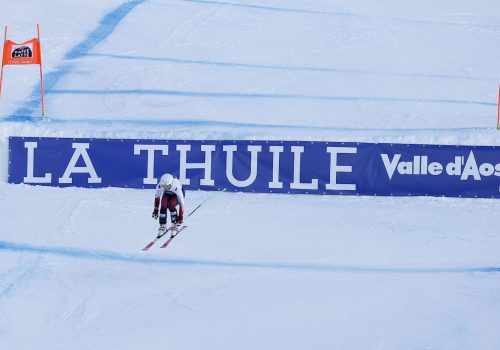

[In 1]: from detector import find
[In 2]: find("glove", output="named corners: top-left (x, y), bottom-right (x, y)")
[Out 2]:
top-left (152, 208), bottom-right (159, 220)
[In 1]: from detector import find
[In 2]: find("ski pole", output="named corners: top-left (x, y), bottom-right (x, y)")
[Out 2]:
top-left (186, 188), bottom-right (227, 218)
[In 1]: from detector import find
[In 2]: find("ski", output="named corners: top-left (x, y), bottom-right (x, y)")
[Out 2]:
top-left (141, 234), bottom-right (165, 251)
top-left (142, 226), bottom-right (184, 251)
top-left (160, 225), bottom-right (187, 248)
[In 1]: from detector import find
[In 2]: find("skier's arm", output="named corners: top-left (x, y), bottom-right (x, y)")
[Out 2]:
top-left (152, 185), bottom-right (162, 219)
top-left (175, 186), bottom-right (185, 212)
top-left (154, 185), bottom-right (162, 209)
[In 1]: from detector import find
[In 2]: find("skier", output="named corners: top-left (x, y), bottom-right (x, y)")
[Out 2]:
top-left (152, 173), bottom-right (186, 237)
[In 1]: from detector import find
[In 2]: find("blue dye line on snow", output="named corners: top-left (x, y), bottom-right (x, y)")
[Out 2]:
top-left (85, 53), bottom-right (495, 82)
top-left (9, 0), bottom-right (146, 120)
top-left (0, 115), bottom-right (493, 133)
top-left (375, 15), bottom-right (500, 29)
top-left (0, 256), bottom-right (43, 300)
top-left (182, 0), bottom-right (343, 15)
top-left (183, 0), bottom-right (500, 29)
top-left (1, 240), bottom-right (499, 274)
top-left (64, 1), bottom-right (146, 59)
top-left (46, 88), bottom-right (496, 107)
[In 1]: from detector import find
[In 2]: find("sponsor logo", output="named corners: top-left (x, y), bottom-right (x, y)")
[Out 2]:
top-left (381, 151), bottom-right (500, 180)
top-left (11, 44), bottom-right (33, 58)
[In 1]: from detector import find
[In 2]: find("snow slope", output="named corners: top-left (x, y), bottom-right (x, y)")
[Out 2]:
top-left (1, 1), bottom-right (500, 349)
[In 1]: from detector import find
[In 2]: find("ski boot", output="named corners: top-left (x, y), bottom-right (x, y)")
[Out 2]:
top-left (169, 223), bottom-right (179, 238)
top-left (157, 224), bottom-right (167, 238)
top-left (170, 211), bottom-right (178, 224)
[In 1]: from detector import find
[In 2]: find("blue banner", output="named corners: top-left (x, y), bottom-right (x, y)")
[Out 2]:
top-left (8, 137), bottom-right (500, 198)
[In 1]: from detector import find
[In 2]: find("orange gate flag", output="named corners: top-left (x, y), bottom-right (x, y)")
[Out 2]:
top-left (0, 24), bottom-right (45, 117)
top-left (2, 38), bottom-right (42, 65)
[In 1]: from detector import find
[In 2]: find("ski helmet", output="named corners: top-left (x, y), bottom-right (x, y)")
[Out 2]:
top-left (160, 173), bottom-right (174, 190)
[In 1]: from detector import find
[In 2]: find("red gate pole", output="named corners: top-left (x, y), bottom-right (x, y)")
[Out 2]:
top-left (37, 24), bottom-right (45, 118)
top-left (497, 82), bottom-right (500, 130)
top-left (0, 26), bottom-right (7, 103)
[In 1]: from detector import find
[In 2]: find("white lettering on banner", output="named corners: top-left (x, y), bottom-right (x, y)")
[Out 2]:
top-left (268, 146), bottom-right (284, 189)
top-left (381, 151), bottom-right (500, 181)
top-left (428, 162), bottom-right (443, 176)
top-left (397, 160), bottom-right (411, 175)
top-left (446, 156), bottom-right (463, 176)
top-left (421, 156), bottom-right (428, 175)
top-left (59, 143), bottom-right (102, 184)
top-left (461, 151), bottom-right (481, 181)
top-left (223, 145), bottom-right (262, 187)
top-left (23, 142), bottom-right (52, 183)
top-left (480, 163), bottom-right (495, 176)
top-left (12, 137), bottom-right (500, 197)
top-left (134, 145), bottom-right (169, 184)
top-left (381, 154), bottom-right (401, 180)
top-left (326, 147), bottom-right (357, 191)
top-left (413, 156), bottom-right (421, 174)
top-left (177, 144), bottom-right (215, 186)
top-left (290, 146), bottom-right (318, 190)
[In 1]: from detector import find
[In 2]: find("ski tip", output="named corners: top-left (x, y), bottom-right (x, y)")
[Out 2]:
top-left (142, 242), bottom-right (155, 251)
top-left (160, 239), bottom-right (173, 248)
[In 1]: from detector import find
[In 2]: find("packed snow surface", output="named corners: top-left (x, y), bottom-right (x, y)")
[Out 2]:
top-left (1, 1), bottom-right (500, 349)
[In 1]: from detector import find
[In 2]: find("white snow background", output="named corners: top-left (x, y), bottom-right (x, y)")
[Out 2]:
top-left (1, 1), bottom-right (500, 349)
